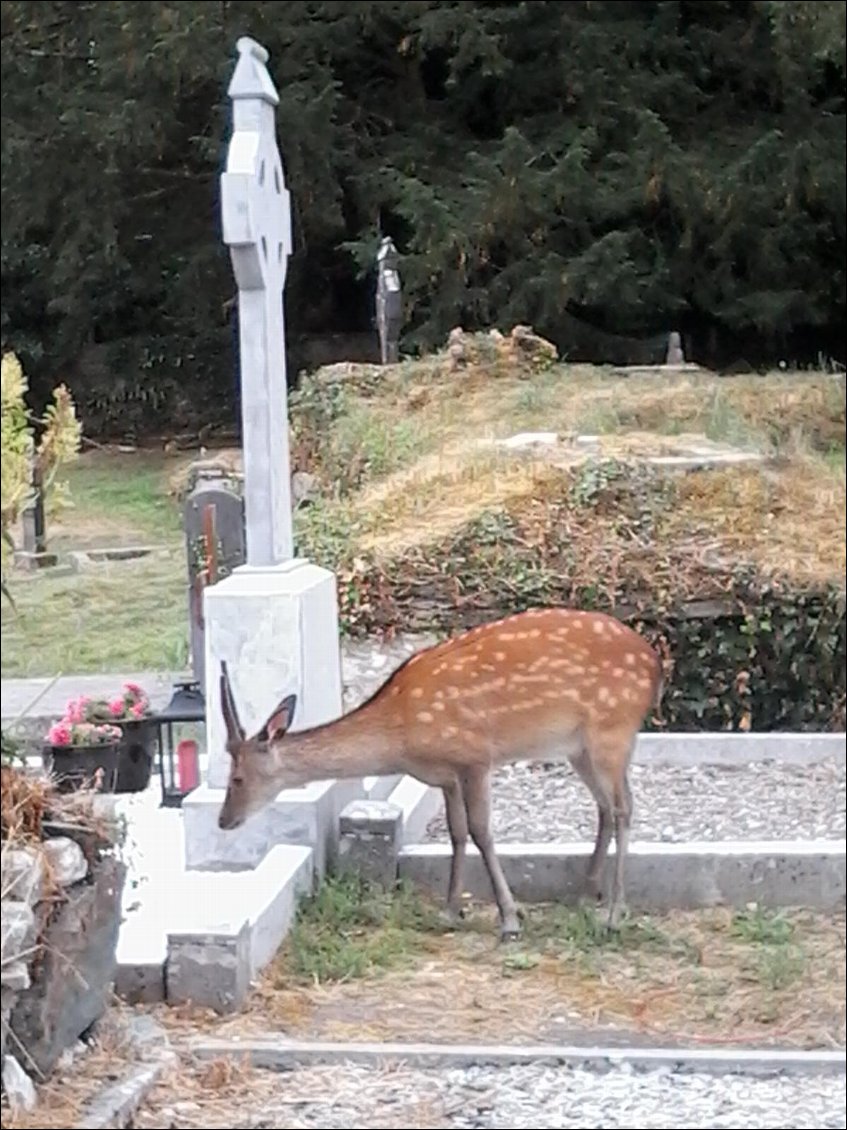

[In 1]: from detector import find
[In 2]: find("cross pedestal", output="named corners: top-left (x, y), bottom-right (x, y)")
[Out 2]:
top-left (181, 561), bottom-right (361, 872)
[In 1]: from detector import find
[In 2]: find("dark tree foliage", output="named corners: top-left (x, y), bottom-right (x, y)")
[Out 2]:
top-left (1, 1), bottom-right (844, 433)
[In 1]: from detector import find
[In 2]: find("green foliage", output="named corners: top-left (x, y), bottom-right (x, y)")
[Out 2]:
top-left (1, 350), bottom-right (82, 602)
top-left (1, 1), bottom-right (844, 433)
top-left (1, 730), bottom-right (25, 767)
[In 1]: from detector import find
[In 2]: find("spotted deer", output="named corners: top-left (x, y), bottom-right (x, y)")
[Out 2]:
top-left (217, 607), bottom-right (664, 940)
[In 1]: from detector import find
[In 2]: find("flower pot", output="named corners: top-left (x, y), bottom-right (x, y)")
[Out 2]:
top-left (114, 718), bottom-right (156, 794)
top-left (42, 741), bottom-right (120, 795)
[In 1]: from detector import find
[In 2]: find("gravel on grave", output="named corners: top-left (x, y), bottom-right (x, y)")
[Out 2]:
top-left (134, 1061), bottom-right (846, 1130)
top-left (424, 759), bottom-right (846, 843)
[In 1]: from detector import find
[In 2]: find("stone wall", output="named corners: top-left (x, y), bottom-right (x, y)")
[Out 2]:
top-left (1, 824), bottom-right (126, 1109)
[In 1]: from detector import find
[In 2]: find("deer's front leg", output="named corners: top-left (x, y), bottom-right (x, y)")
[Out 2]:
top-left (463, 768), bottom-right (521, 942)
top-left (442, 780), bottom-right (468, 924)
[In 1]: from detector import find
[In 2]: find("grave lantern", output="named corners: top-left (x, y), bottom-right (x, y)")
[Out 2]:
top-left (154, 680), bottom-right (206, 808)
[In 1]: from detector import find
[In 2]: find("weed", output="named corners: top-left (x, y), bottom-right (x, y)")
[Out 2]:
top-left (731, 906), bottom-right (795, 946)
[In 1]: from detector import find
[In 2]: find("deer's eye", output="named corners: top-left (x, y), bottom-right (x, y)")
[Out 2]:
top-left (232, 777), bottom-right (244, 788)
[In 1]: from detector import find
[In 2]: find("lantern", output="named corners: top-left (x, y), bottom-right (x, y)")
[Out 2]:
top-left (154, 680), bottom-right (206, 807)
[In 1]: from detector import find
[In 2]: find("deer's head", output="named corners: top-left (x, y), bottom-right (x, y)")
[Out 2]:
top-left (217, 660), bottom-right (298, 830)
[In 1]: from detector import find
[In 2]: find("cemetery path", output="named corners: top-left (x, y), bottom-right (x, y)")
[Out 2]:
top-left (128, 1055), bottom-right (847, 1129)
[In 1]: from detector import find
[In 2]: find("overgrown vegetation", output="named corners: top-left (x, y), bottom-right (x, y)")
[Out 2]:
top-left (285, 346), bottom-right (847, 731)
top-left (1, 2), bottom-right (845, 436)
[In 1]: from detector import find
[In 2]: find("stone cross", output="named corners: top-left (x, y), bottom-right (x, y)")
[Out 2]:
top-left (375, 236), bottom-right (402, 364)
top-left (220, 37), bottom-right (294, 567)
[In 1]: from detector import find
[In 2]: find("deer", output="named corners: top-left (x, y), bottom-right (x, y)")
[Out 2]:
top-left (216, 606), bottom-right (664, 942)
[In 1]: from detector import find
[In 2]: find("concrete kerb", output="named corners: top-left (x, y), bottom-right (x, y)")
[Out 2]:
top-left (117, 843), bottom-right (313, 1012)
top-left (631, 731), bottom-right (845, 766)
top-left (74, 1054), bottom-right (177, 1130)
top-left (399, 840), bottom-right (846, 911)
top-left (187, 1037), bottom-right (846, 1078)
top-left (74, 1016), bottom-right (176, 1130)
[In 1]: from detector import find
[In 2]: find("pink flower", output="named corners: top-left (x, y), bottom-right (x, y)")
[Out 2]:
top-left (124, 682), bottom-right (143, 696)
top-left (108, 697), bottom-right (126, 717)
top-left (48, 722), bottom-right (72, 746)
top-left (130, 701), bottom-right (147, 719)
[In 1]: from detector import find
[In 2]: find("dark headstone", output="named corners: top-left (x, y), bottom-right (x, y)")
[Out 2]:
top-left (183, 479), bottom-right (245, 689)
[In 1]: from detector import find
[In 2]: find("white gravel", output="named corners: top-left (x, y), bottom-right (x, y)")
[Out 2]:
top-left (424, 758), bottom-right (846, 843)
top-left (140, 1062), bottom-right (846, 1129)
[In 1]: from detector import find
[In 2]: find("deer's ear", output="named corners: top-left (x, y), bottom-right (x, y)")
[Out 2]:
top-left (257, 693), bottom-right (297, 743)
top-left (220, 661), bottom-right (245, 744)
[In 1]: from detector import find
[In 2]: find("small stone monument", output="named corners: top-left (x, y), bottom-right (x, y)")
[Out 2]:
top-left (665, 331), bottom-right (685, 366)
top-left (182, 36), bottom-right (349, 870)
top-left (375, 236), bottom-right (402, 364)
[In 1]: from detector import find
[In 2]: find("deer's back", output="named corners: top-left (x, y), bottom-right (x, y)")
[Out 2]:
top-left (381, 607), bottom-right (661, 773)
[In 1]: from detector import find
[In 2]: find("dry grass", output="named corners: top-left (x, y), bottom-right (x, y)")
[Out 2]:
top-left (296, 352), bottom-right (845, 587)
top-left (669, 457), bottom-right (847, 586)
top-left (0, 1006), bottom-right (140, 1130)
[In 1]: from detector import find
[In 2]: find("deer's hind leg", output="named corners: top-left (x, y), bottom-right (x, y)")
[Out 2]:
top-left (580, 729), bottom-right (636, 930)
top-left (570, 750), bottom-right (615, 906)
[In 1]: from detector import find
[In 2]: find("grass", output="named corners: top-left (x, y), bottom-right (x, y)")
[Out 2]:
top-left (47, 450), bottom-right (183, 550)
top-left (1, 554), bottom-right (189, 677)
top-left (2, 449), bottom-right (189, 678)
top-left (277, 872), bottom-right (445, 983)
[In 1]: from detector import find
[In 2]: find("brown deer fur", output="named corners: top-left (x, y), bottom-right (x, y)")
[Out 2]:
top-left (217, 607), bottom-right (663, 940)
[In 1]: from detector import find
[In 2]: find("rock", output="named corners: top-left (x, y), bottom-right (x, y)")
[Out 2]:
top-left (1, 846), bottom-right (45, 904)
top-left (1, 960), bottom-right (31, 992)
top-left (44, 836), bottom-right (89, 886)
top-left (9, 854), bottom-right (127, 1076)
top-left (2, 1054), bottom-right (37, 1112)
top-left (1, 901), bottom-right (36, 962)
top-left (292, 470), bottom-right (319, 507)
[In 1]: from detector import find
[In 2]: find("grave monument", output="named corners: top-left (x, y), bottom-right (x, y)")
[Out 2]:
top-left (182, 37), bottom-right (358, 871)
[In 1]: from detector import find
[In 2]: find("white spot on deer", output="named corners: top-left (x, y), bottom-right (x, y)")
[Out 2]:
top-left (498, 632), bottom-right (515, 641)
top-left (411, 687), bottom-right (424, 698)
top-left (592, 620), bottom-right (606, 634)
top-left (612, 667), bottom-right (624, 678)
top-left (494, 651), bottom-right (506, 661)
top-left (417, 711), bottom-right (434, 723)
top-left (432, 701), bottom-right (445, 712)
top-left (625, 653), bottom-right (636, 666)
